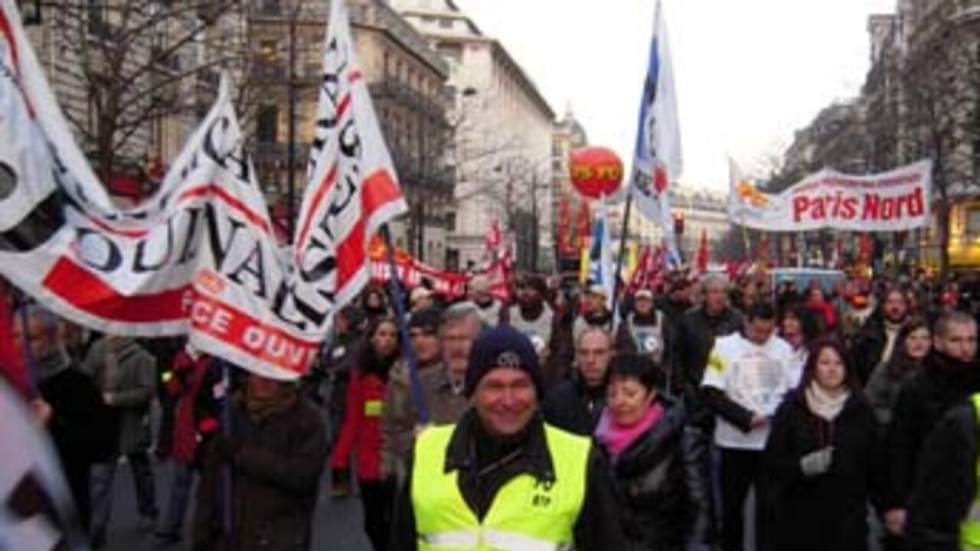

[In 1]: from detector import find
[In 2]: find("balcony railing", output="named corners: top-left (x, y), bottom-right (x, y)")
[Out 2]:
top-left (369, 78), bottom-right (448, 125)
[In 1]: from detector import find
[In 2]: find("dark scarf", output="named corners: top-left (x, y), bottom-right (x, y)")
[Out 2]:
top-left (632, 311), bottom-right (659, 326)
top-left (517, 300), bottom-right (545, 321)
top-left (927, 350), bottom-right (978, 382)
top-left (471, 411), bottom-right (534, 474)
top-left (585, 309), bottom-right (612, 326)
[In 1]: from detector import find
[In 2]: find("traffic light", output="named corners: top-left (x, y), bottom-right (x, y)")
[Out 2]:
top-left (673, 211), bottom-right (684, 236)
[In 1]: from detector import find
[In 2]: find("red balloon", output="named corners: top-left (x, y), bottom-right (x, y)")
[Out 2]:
top-left (569, 146), bottom-right (624, 199)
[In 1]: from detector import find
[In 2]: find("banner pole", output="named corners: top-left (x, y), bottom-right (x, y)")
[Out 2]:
top-left (220, 361), bottom-right (234, 545)
top-left (379, 225), bottom-right (430, 424)
top-left (609, 189), bottom-right (635, 331)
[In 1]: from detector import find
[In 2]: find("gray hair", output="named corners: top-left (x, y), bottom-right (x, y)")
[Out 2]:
top-left (701, 273), bottom-right (730, 292)
top-left (934, 310), bottom-right (977, 337)
top-left (441, 301), bottom-right (482, 329)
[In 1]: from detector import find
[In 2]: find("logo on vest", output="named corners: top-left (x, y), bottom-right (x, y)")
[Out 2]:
top-left (530, 479), bottom-right (554, 509)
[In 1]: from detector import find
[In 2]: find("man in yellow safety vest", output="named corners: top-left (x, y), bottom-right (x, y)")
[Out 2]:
top-left (907, 391), bottom-right (980, 551)
top-left (389, 324), bottom-right (627, 551)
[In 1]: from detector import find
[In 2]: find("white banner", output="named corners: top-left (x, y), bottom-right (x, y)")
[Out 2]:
top-left (728, 159), bottom-right (933, 232)
top-left (0, 0), bottom-right (405, 380)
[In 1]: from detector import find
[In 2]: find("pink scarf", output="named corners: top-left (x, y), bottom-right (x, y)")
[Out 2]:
top-left (594, 402), bottom-right (665, 461)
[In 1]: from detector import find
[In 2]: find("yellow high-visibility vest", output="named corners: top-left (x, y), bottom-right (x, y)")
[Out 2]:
top-left (411, 422), bottom-right (590, 551)
top-left (960, 394), bottom-right (980, 550)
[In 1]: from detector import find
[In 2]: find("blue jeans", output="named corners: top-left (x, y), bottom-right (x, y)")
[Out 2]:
top-left (90, 452), bottom-right (158, 536)
top-left (158, 461), bottom-right (195, 535)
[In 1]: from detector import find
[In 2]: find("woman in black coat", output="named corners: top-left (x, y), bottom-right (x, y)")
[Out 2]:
top-left (594, 353), bottom-right (712, 551)
top-left (762, 337), bottom-right (876, 551)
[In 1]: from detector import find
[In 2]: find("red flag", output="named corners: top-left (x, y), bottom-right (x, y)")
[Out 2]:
top-left (480, 220), bottom-right (513, 302)
top-left (0, 280), bottom-right (31, 399)
top-left (558, 196), bottom-right (573, 255)
top-left (574, 201), bottom-right (591, 252)
top-left (695, 228), bottom-right (709, 274)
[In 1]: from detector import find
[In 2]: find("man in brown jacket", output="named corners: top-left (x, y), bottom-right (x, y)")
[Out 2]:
top-left (381, 304), bottom-right (479, 481)
top-left (192, 371), bottom-right (327, 551)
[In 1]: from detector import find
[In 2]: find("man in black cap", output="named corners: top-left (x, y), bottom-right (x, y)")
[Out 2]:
top-left (389, 325), bottom-right (627, 551)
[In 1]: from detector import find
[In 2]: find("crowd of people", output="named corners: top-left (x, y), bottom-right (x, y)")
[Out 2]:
top-left (2, 267), bottom-right (980, 551)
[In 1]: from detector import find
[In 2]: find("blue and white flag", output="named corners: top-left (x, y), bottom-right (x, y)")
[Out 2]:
top-left (631, 0), bottom-right (683, 249)
top-left (588, 197), bottom-right (615, 310)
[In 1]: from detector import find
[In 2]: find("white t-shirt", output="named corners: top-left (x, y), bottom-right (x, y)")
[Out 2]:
top-left (786, 346), bottom-right (807, 388)
top-left (701, 333), bottom-right (796, 450)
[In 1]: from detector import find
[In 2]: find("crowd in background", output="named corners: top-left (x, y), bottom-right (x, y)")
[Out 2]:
top-left (2, 266), bottom-right (979, 551)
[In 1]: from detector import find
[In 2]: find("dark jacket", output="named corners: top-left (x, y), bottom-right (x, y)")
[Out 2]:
top-left (82, 338), bottom-right (157, 455)
top-left (389, 410), bottom-right (629, 551)
top-left (542, 374), bottom-right (606, 436)
top-left (600, 397), bottom-right (713, 550)
top-left (864, 357), bottom-right (921, 431)
top-left (675, 306), bottom-right (743, 393)
top-left (850, 311), bottom-right (895, 384)
top-left (762, 390), bottom-right (877, 551)
top-left (884, 351), bottom-right (980, 510)
top-left (615, 310), bottom-right (675, 390)
top-left (192, 396), bottom-right (328, 551)
top-left (676, 306), bottom-right (743, 428)
top-left (40, 364), bottom-right (118, 466)
top-left (906, 399), bottom-right (978, 551)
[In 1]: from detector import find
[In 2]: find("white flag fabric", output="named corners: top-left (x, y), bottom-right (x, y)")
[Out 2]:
top-left (0, 381), bottom-right (89, 551)
top-left (0, 0), bottom-right (408, 380)
top-left (630, 0), bottom-right (683, 243)
top-left (294, 0), bottom-right (408, 314)
top-left (588, 197), bottom-right (615, 310)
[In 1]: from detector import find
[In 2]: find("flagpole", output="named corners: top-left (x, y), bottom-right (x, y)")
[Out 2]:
top-left (379, 225), bottom-right (430, 424)
top-left (609, 189), bottom-right (634, 331)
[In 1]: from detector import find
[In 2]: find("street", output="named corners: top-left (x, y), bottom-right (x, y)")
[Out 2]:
top-left (101, 457), bottom-right (370, 551)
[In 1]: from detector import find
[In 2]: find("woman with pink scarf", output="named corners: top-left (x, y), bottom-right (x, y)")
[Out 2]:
top-left (594, 353), bottom-right (713, 551)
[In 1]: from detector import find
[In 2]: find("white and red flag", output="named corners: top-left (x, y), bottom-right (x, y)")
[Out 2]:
top-left (293, 0), bottom-right (408, 315)
top-left (478, 220), bottom-right (513, 302)
top-left (0, 0), bottom-right (409, 380)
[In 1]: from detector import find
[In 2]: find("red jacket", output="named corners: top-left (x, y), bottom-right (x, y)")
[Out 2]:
top-left (331, 368), bottom-right (387, 481)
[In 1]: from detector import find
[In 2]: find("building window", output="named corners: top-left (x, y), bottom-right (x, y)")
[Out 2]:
top-left (87, 0), bottom-right (106, 37)
top-left (447, 212), bottom-right (456, 231)
top-left (439, 17), bottom-right (453, 29)
top-left (446, 249), bottom-right (460, 271)
top-left (256, 105), bottom-right (279, 143)
top-left (437, 43), bottom-right (463, 64)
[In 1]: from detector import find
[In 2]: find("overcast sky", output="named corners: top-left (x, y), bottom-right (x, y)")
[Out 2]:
top-left (453, 0), bottom-right (897, 192)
